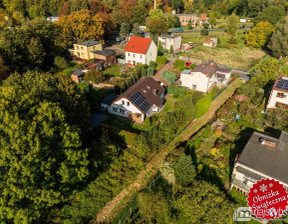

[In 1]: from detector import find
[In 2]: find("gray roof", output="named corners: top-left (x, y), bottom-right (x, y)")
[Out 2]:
top-left (165, 14), bottom-right (197, 16)
top-left (89, 113), bottom-right (107, 128)
top-left (76, 40), bottom-right (101, 47)
top-left (192, 61), bottom-right (231, 77)
top-left (101, 94), bottom-right (118, 106)
top-left (181, 70), bottom-right (191, 74)
top-left (72, 70), bottom-right (84, 76)
top-left (235, 166), bottom-right (265, 181)
top-left (91, 49), bottom-right (116, 56)
top-left (159, 34), bottom-right (180, 39)
top-left (238, 131), bottom-right (288, 184)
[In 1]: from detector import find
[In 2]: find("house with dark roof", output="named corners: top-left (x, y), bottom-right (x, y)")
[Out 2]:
top-left (125, 37), bottom-right (157, 66)
top-left (231, 131), bottom-right (288, 195)
top-left (92, 49), bottom-right (116, 66)
top-left (71, 40), bottom-right (103, 60)
top-left (101, 77), bottom-right (165, 122)
top-left (267, 77), bottom-right (288, 109)
top-left (158, 34), bottom-right (182, 53)
top-left (180, 61), bottom-right (231, 92)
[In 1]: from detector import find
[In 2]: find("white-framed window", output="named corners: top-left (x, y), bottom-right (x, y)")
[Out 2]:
top-left (81, 53), bottom-right (85, 57)
top-left (81, 47), bottom-right (83, 50)
top-left (133, 54), bottom-right (135, 58)
top-left (128, 53), bottom-right (130, 56)
top-left (120, 109), bottom-right (125, 114)
top-left (140, 55), bottom-right (142, 58)
top-left (122, 100), bottom-right (124, 105)
top-left (112, 107), bottom-right (118, 112)
top-left (127, 102), bottom-right (130, 106)
top-left (76, 46), bottom-right (79, 50)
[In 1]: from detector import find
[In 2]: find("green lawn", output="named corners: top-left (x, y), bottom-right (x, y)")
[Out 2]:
top-left (103, 64), bottom-right (122, 77)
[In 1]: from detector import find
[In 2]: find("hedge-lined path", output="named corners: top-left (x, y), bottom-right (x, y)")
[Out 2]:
top-left (91, 80), bottom-right (243, 224)
top-left (153, 60), bottom-right (174, 86)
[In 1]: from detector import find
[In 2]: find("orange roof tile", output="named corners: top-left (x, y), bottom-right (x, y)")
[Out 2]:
top-left (125, 36), bottom-right (152, 54)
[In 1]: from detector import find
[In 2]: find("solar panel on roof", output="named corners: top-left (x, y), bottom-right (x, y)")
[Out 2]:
top-left (129, 91), bottom-right (150, 112)
top-left (275, 79), bottom-right (288, 91)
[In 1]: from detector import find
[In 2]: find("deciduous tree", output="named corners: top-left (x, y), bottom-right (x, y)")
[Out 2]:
top-left (149, 19), bottom-right (167, 36)
top-left (254, 6), bottom-right (285, 25)
top-left (59, 1), bottom-right (70, 16)
top-left (226, 13), bottom-right (239, 36)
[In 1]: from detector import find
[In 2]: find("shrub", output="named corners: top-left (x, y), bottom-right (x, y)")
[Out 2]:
top-left (156, 56), bottom-right (167, 64)
top-left (147, 67), bottom-right (155, 76)
top-left (161, 70), bottom-right (177, 84)
top-left (195, 96), bottom-right (211, 118)
top-left (167, 85), bottom-right (188, 95)
top-left (84, 69), bottom-right (106, 84)
top-left (54, 56), bottom-right (68, 70)
top-left (190, 63), bottom-right (196, 69)
top-left (174, 59), bottom-right (185, 68)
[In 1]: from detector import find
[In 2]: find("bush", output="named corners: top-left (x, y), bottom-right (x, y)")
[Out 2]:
top-left (54, 56), bottom-right (68, 70)
top-left (174, 59), bottom-right (185, 68)
top-left (161, 70), bottom-right (177, 84)
top-left (84, 70), bottom-right (106, 84)
top-left (195, 96), bottom-right (211, 118)
top-left (190, 63), bottom-right (196, 69)
top-left (167, 85), bottom-right (188, 95)
top-left (147, 67), bottom-right (155, 76)
top-left (201, 29), bottom-right (209, 36)
top-left (156, 56), bottom-right (167, 64)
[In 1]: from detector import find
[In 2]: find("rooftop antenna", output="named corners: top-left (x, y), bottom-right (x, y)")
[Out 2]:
top-left (4, 15), bottom-right (11, 30)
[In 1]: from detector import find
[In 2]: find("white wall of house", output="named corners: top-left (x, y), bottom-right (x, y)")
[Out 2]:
top-left (267, 90), bottom-right (288, 108)
top-left (145, 41), bottom-right (157, 65)
top-left (109, 98), bottom-right (143, 117)
top-left (125, 52), bottom-right (146, 65)
top-left (180, 72), bottom-right (215, 93)
top-left (159, 36), bottom-right (182, 52)
top-left (217, 72), bottom-right (231, 85)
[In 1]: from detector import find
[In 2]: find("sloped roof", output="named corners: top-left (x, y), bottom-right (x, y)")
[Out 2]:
top-left (91, 49), bottom-right (116, 56)
top-left (199, 14), bottom-right (207, 21)
top-left (238, 131), bottom-right (288, 185)
top-left (113, 77), bottom-right (165, 113)
top-left (76, 40), bottom-right (101, 47)
top-left (192, 61), bottom-right (231, 77)
top-left (125, 37), bottom-right (152, 54)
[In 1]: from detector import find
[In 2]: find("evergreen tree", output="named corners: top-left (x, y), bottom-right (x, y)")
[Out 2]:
top-left (174, 154), bottom-right (196, 186)
top-left (131, 23), bottom-right (142, 37)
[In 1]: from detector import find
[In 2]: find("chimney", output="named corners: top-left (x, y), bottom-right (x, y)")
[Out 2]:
top-left (153, 89), bottom-right (158, 95)
top-left (259, 137), bottom-right (276, 148)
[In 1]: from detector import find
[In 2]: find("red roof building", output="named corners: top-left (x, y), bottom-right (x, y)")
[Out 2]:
top-left (125, 36), bottom-right (157, 66)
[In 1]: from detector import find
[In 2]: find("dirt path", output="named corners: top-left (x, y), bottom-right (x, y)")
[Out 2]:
top-left (92, 80), bottom-right (243, 224)
top-left (153, 60), bottom-right (174, 87)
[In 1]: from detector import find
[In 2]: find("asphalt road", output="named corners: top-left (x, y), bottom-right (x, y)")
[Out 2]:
top-left (172, 26), bottom-right (253, 33)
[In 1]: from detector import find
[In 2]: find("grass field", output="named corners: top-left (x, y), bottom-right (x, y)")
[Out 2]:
top-left (175, 31), bottom-right (267, 70)
top-left (103, 64), bottom-right (122, 77)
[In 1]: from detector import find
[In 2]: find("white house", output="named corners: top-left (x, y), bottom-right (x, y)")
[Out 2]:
top-left (180, 61), bottom-right (231, 93)
top-left (230, 131), bottom-right (288, 195)
top-left (125, 37), bottom-right (157, 66)
top-left (240, 19), bottom-right (247, 23)
top-left (158, 34), bottom-right (182, 53)
top-left (101, 77), bottom-right (165, 123)
top-left (267, 77), bottom-right (288, 109)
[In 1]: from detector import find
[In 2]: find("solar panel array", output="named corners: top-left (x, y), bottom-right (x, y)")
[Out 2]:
top-left (129, 91), bottom-right (150, 112)
top-left (275, 79), bottom-right (288, 91)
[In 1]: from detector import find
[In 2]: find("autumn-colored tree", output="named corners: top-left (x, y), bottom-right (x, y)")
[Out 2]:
top-left (149, 19), bottom-right (167, 36)
top-left (56, 9), bottom-right (110, 45)
top-left (246, 22), bottom-right (275, 48)
top-left (118, 0), bottom-right (138, 20)
top-left (89, 0), bottom-right (110, 13)
top-left (59, 1), bottom-right (70, 16)
top-left (69, 0), bottom-right (89, 12)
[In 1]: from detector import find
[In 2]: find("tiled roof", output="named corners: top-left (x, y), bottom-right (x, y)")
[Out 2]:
top-left (113, 77), bottom-right (165, 113)
top-left (199, 14), bottom-right (207, 21)
top-left (125, 37), bottom-right (152, 54)
top-left (192, 61), bottom-right (231, 77)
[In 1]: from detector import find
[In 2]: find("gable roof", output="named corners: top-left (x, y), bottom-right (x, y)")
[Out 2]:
top-left (199, 14), bottom-right (207, 21)
top-left (91, 49), bottom-right (116, 56)
top-left (113, 77), bottom-right (165, 113)
top-left (191, 61), bottom-right (231, 77)
top-left (125, 37), bottom-right (152, 54)
top-left (238, 131), bottom-right (288, 185)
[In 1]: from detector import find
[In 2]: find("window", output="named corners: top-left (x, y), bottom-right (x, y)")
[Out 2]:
top-left (81, 53), bottom-right (85, 57)
top-left (192, 85), bottom-right (197, 90)
top-left (127, 102), bottom-right (130, 106)
top-left (93, 46), bottom-right (96, 50)
top-left (128, 53), bottom-right (130, 56)
top-left (81, 47), bottom-right (83, 50)
top-left (112, 107), bottom-right (118, 112)
top-left (119, 109), bottom-right (125, 114)
top-left (133, 54), bottom-right (135, 58)
top-left (276, 92), bottom-right (285, 98)
top-left (140, 55), bottom-right (142, 59)
top-left (78, 52), bottom-right (80, 57)
top-left (122, 100), bottom-right (124, 105)
top-left (76, 46), bottom-right (79, 50)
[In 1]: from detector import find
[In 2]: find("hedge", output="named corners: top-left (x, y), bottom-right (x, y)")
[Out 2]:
top-left (156, 56), bottom-right (167, 64)
top-left (175, 59), bottom-right (185, 68)
top-left (161, 70), bottom-right (177, 84)
top-left (147, 67), bottom-right (155, 76)
top-left (195, 96), bottom-right (212, 118)
top-left (167, 85), bottom-right (188, 95)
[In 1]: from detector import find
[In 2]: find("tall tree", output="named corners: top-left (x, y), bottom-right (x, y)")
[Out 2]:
top-left (174, 154), bottom-right (196, 186)
top-left (254, 6), bottom-right (286, 26)
top-left (89, 0), bottom-right (110, 13)
top-left (268, 16), bottom-right (288, 59)
top-left (131, 23), bottom-right (142, 37)
top-left (0, 55), bottom-right (9, 82)
top-left (0, 71), bottom-right (90, 223)
top-left (69, 0), bottom-right (89, 12)
top-left (149, 19), bottom-right (167, 36)
top-left (59, 1), bottom-right (71, 16)
top-left (226, 13), bottom-right (239, 36)
top-left (119, 22), bottom-right (130, 38)
top-left (166, 15), bottom-right (181, 28)
top-left (246, 21), bottom-right (275, 48)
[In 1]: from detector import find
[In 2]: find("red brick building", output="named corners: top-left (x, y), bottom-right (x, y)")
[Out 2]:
top-left (92, 49), bottom-right (116, 67)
